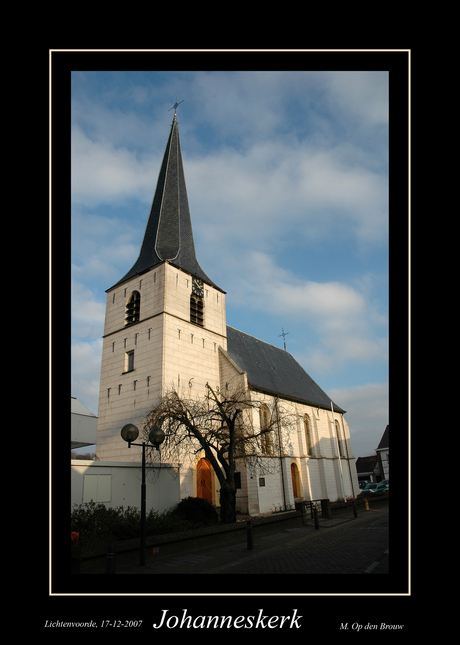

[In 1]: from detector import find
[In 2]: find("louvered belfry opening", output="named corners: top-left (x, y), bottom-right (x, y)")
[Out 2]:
top-left (190, 294), bottom-right (204, 326)
top-left (125, 291), bottom-right (140, 325)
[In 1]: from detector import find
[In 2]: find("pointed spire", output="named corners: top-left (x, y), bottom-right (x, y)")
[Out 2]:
top-left (110, 113), bottom-right (223, 292)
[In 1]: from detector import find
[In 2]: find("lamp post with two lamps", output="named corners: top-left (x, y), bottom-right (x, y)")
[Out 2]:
top-left (120, 423), bottom-right (165, 566)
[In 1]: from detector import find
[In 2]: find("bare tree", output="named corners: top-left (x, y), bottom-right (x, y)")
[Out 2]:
top-left (142, 382), bottom-right (294, 524)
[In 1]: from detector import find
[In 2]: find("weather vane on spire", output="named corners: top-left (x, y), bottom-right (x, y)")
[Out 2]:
top-left (169, 99), bottom-right (184, 116)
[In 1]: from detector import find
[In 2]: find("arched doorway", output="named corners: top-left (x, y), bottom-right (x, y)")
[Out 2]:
top-left (197, 458), bottom-right (212, 503)
top-left (291, 462), bottom-right (301, 499)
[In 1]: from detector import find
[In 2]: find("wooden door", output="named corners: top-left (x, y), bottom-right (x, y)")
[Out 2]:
top-left (197, 458), bottom-right (212, 503)
top-left (291, 463), bottom-right (299, 498)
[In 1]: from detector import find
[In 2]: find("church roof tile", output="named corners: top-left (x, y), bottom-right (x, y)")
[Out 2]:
top-left (226, 325), bottom-right (345, 412)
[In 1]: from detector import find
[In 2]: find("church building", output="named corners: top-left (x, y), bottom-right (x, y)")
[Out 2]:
top-left (95, 111), bottom-right (359, 515)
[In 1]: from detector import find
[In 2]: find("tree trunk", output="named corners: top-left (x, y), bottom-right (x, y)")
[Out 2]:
top-left (219, 482), bottom-right (237, 524)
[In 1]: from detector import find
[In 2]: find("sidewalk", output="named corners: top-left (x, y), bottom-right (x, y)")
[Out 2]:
top-left (108, 507), bottom-right (389, 575)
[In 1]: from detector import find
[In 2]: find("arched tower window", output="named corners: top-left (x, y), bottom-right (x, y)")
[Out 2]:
top-left (125, 291), bottom-right (140, 325)
top-left (304, 414), bottom-right (313, 456)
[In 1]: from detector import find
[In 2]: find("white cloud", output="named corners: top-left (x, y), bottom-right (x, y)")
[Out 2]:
top-left (186, 139), bottom-right (387, 256)
top-left (188, 70), bottom-right (388, 144)
top-left (223, 251), bottom-right (387, 372)
top-left (326, 71), bottom-right (389, 127)
top-left (71, 280), bottom-right (105, 340)
top-left (71, 338), bottom-right (103, 415)
top-left (230, 250), bottom-right (361, 318)
top-left (71, 71), bottom-right (388, 252)
top-left (328, 381), bottom-right (389, 458)
top-left (71, 125), bottom-right (156, 207)
top-left (71, 207), bottom-right (143, 290)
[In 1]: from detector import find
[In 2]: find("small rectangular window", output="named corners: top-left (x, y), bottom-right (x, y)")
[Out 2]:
top-left (124, 350), bottom-right (134, 372)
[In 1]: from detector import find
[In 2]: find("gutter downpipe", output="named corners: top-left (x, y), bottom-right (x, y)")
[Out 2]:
top-left (331, 402), bottom-right (346, 501)
top-left (341, 415), bottom-right (356, 499)
top-left (275, 397), bottom-right (288, 510)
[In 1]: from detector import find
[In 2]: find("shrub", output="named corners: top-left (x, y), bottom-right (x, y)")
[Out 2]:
top-left (172, 496), bottom-right (219, 528)
top-left (71, 501), bottom-right (128, 545)
top-left (145, 508), bottom-right (191, 535)
top-left (71, 502), bottom-right (144, 544)
top-left (71, 498), bottom-right (219, 547)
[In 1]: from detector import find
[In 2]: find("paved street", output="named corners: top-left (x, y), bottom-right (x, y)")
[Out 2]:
top-left (113, 507), bottom-right (390, 576)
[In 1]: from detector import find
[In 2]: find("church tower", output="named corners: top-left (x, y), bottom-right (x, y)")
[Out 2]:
top-left (96, 112), bottom-right (227, 462)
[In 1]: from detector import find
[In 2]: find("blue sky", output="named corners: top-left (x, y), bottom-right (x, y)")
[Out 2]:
top-left (70, 67), bottom-right (390, 458)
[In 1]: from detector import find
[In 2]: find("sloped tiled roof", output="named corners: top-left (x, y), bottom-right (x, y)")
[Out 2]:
top-left (377, 424), bottom-right (389, 450)
top-left (226, 326), bottom-right (345, 412)
top-left (355, 455), bottom-right (378, 474)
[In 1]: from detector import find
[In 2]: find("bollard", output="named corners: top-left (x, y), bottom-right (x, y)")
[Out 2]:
top-left (321, 498), bottom-right (331, 519)
top-left (301, 502), bottom-right (307, 526)
top-left (247, 520), bottom-right (254, 550)
top-left (313, 506), bottom-right (319, 530)
top-left (105, 544), bottom-right (116, 574)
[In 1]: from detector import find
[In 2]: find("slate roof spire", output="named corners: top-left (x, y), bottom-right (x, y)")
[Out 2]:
top-left (110, 112), bottom-right (223, 292)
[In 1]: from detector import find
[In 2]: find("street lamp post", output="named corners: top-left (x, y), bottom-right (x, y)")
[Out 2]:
top-left (121, 423), bottom-right (165, 566)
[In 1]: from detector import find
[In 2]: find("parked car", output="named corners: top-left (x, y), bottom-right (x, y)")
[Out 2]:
top-left (363, 482), bottom-right (388, 493)
top-left (358, 481), bottom-right (370, 489)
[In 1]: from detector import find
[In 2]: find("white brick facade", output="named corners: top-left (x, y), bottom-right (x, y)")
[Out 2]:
top-left (96, 262), bottom-right (227, 463)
